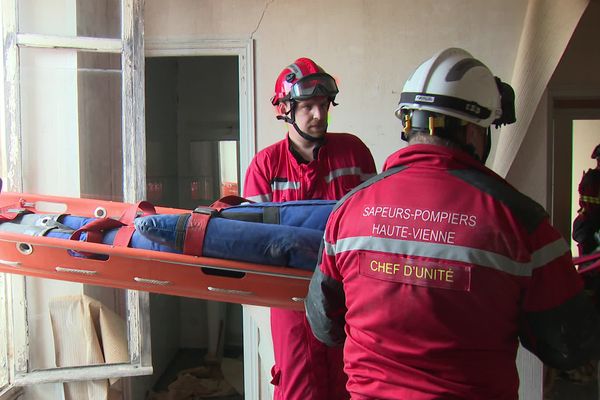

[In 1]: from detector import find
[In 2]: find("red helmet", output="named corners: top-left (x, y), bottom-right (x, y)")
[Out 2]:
top-left (271, 57), bottom-right (339, 107)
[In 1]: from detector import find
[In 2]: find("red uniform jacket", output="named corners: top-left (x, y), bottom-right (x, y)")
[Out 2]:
top-left (306, 144), bottom-right (600, 400)
top-left (244, 133), bottom-right (376, 202)
top-left (573, 167), bottom-right (600, 255)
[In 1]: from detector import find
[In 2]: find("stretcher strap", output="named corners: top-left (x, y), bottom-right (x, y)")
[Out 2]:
top-left (183, 211), bottom-right (212, 257)
top-left (70, 218), bottom-right (124, 242)
top-left (262, 207), bottom-right (280, 224)
top-left (70, 201), bottom-right (157, 247)
top-left (113, 225), bottom-right (136, 247)
top-left (209, 195), bottom-right (252, 211)
top-left (181, 196), bottom-right (251, 256)
top-left (113, 201), bottom-right (156, 247)
top-left (0, 200), bottom-right (31, 223)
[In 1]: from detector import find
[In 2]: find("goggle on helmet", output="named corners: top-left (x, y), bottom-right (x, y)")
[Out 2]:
top-left (271, 58), bottom-right (339, 106)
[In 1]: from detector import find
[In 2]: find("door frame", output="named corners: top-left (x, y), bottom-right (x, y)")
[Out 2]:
top-left (145, 39), bottom-right (255, 183)
top-left (549, 96), bottom-right (600, 241)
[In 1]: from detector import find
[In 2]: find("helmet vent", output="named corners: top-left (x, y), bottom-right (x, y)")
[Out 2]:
top-left (287, 62), bottom-right (304, 79)
top-left (446, 58), bottom-right (486, 82)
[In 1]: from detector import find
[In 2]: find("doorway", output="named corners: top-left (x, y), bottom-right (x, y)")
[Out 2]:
top-left (571, 120), bottom-right (600, 256)
top-left (548, 100), bottom-right (600, 400)
top-left (550, 100), bottom-right (600, 244)
top-left (141, 55), bottom-right (243, 400)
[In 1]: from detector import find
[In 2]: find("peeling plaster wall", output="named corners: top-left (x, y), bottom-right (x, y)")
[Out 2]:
top-left (144, 0), bottom-right (527, 172)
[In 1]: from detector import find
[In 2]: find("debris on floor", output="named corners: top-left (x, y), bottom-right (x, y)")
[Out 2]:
top-left (147, 358), bottom-right (242, 400)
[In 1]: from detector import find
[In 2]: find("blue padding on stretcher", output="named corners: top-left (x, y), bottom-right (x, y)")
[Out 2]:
top-left (54, 215), bottom-right (177, 252)
top-left (46, 228), bottom-right (179, 253)
top-left (134, 214), bottom-right (324, 271)
top-left (60, 215), bottom-right (96, 229)
top-left (102, 229), bottom-right (180, 253)
top-left (133, 214), bottom-right (180, 245)
top-left (205, 218), bottom-right (322, 270)
top-left (219, 200), bottom-right (335, 231)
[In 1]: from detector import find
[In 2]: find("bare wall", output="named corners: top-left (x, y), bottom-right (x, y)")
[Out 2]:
top-left (144, 0), bottom-right (527, 172)
top-left (507, 1), bottom-right (600, 210)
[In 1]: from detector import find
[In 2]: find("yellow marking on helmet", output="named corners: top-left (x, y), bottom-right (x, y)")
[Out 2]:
top-left (403, 114), bottom-right (411, 134)
top-left (429, 116), bottom-right (435, 135)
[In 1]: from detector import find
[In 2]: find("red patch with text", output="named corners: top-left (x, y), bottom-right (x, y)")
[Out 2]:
top-left (358, 252), bottom-right (471, 291)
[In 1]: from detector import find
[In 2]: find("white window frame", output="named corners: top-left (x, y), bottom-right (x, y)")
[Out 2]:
top-left (0, 0), bottom-right (152, 391)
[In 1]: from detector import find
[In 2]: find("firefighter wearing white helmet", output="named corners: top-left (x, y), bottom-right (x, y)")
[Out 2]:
top-left (307, 48), bottom-right (600, 399)
top-left (396, 47), bottom-right (514, 163)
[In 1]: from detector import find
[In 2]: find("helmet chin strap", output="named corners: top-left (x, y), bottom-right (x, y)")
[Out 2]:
top-left (482, 128), bottom-right (492, 164)
top-left (276, 101), bottom-right (323, 143)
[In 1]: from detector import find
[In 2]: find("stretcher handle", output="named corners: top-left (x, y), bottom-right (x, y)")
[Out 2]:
top-left (575, 252), bottom-right (600, 275)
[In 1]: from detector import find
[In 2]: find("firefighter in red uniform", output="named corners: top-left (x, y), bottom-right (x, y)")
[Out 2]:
top-left (243, 58), bottom-right (376, 400)
top-left (573, 144), bottom-right (600, 256)
top-left (306, 48), bottom-right (600, 400)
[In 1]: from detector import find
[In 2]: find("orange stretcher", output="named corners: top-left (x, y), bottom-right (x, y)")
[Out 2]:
top-left (0, 192), bottom-right (312, 310)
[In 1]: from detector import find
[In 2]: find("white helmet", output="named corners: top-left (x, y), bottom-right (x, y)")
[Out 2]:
top-left (395, 48), bottom-right (502, 129)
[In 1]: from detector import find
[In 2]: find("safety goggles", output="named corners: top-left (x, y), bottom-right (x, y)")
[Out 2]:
top-left (289, 73), bottom-right (339, 101)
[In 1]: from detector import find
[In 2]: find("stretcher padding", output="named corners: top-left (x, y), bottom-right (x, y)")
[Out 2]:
top-left (135, 214), bottom-right (324, 270)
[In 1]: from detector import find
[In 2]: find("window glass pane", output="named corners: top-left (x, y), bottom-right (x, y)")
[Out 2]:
top-left (18, 0), bottom-right (121, 39)
top-left (219, 140), bottom-right (239, 197)
top-left (18, 47), bottom-right (129, 372)
top-left (26, 277), bottom-right (129, 370)
top-left (145, 56), bottom-right (240, 209)
top-left (19, 47), bottom-right (123, 200)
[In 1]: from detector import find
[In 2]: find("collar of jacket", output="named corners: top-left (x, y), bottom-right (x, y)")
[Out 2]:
top-left (383, 144), bottom-right (503, 181)
top-left (286, 134), bottom-right (326, 164)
